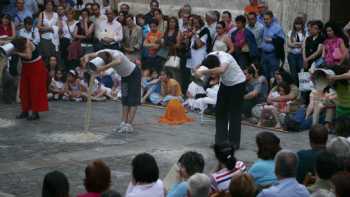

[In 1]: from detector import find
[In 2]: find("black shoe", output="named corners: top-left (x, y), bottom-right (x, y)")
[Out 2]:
top-left (16, 112), bottom-right (29, 119)
top-left (27, 112), bottom-right (40, 121)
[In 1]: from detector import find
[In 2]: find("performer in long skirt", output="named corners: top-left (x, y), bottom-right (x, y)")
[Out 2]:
top-left (82, 49), bottom-right (141, 133)
top-left (12, 37), bottom-right (48, 120)
top-left (195, 51), bottom-right (246, 149)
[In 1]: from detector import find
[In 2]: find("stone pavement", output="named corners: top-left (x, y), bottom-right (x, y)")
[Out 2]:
top-left (0, 101), bottom-right (310, 197)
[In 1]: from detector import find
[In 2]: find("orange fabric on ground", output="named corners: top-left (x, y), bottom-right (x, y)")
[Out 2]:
top-left (159, 99), bottom-right (193, 125)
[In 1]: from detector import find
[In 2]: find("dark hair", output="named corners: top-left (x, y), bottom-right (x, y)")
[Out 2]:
top-left (150, 0), bottom-right (159, 7)
top-left (97, 52), bottom-right (113, 65)
top-left (152, 8), bottom-right (162, 16)
top-left (245, 66), bottom-right (256, 78)
top-left (275, 150), bottom-right (298, 178)
top-left (248, 12), bottom-right (257, 17)
top-left (84, 160), bottom-right (111, 193)
top-left (132, 153), bottom-right (159, 183)
top-left (213, 143), bottom-right (237, 170)
top-left (336, 117), bottom-right (350, 138)
top-left (324, 21), bottom-right (349, 48)
top-left (80, 8), bottom-right (90, 16)
top-left (291, 17), bottom-right (306, 39)
top-left (178, 151), bottom-right (205, 176)
top-left (264, 10), bottom-right (274, 18)
top-left (275, 67), bottom-right (294, 85)
top-left (217, 21), bottom-right (226, 29)
top-left (256, 132), bottom-right (281, 160)
top-left (309, 124), bottom-right (328, 146)
top-left (213, 10), bottom-right (220, 22)
top-left (202, 54), bottom-right (220, 69)
top-left (44, 0), bottom-right (55, 9)
top-left (42, 171), bottom-right (69, 197)
top-left (331, 172), bottom-right (350, 197)
top-left (192, 15), bottom-right (205, 28)
top-left (149, 18), bottom-right (159, 26)
top-left (161, 68), bottom-right (173, 78)
top-left (11, 36), bottom-right (27, 52)
top-left (310, 20), bottom-right (324, 31)
top-left (165, 16), bottom-right (179, 33)
top-left (222, 11), bottom-right (232, 19)
top-left (1, 14), bottom-right (12, 22)
top-left (315, 151), bottom-right (338, 180)
top-left (92, 2), bottom-right (100, 9)
top-left (24, 16), bottom-right (33, 25)
top-left (277, 82), bottom-right (291, 95)
top-left (235, 15), bottom-right (246, 25)
top-left (101, 190), bottom-right (121, 197)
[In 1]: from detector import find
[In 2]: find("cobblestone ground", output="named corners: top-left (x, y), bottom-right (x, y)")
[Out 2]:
top-left (0, 101), bottom-right (311, 197)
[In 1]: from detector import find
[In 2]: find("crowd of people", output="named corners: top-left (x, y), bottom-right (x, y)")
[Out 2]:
top-left (40, 124), bottom-right (350, 197)
top-left (1, 0), bottom-right (350, 131)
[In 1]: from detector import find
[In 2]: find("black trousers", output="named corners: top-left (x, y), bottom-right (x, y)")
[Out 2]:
top-left (215, 82), bottom-right (245, 148)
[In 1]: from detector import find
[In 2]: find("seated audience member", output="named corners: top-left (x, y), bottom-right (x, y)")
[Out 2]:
top-left (167, 151), bottom-right (205, 197)
top-left (242, 66), bottom-right (268, 118)
top-left (248, 132), bottom-right (280, 187)
top-left (258, 82), bottom-right (291, 129)
top-left (141, 69), bottom-right (160, 103)
top-left (310, 189), bottom-right (336, 197)
top-left (80, 73), bottom-right (112, 101)
top-left (48, 69), bottom-right (65, 100)
top-left (150, 69), bottom-right (183, 106)
top-left (125, 153), bottom-right (164, 197)
top-left (227, 172), bottom-right (257, 197)
top-left (0, 14), bottom-right (16, 41)
top-left (331, 172), bottom-right (350, 197)
top-left (63, 70), bottom-right (85, 102)
top-left (95, 8), bottom-right (123, 50)
top-left (183, 81), bottom-right (206, 110)
top-left (327, 137), bottom-right (350, 168)
top-left (96, 68), bottom-right (121, 99)
top-left (210, 143), bottom-right (246, 194)
top-left (258, 150), bottom-right (310, 197)
top-left (136, 14), bottom-right (150, 39)
top-left (101, 190), bottom-right (121, 197)
top-left (297, 125), bottom-right (328, 183)
top-left (308, 151), bottom-right (338, 193)
top-left (42, 171), bottom-right (70, 197)
top-left (153, 8), bottom-right (167, 34)
top-left (78, 160), bottom-right (111, 197)
top-left (143, 19), bottom-right (163, 72)
top-left (18, 17), bottom-right (40, 45)
top-left (187, 173), bottom-right (211, 197)
top-left (144, 0), bottom-right (160, 25)
top-left (123, 15), bottom-right (143, 54)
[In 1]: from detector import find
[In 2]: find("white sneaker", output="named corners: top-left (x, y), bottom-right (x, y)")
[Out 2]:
top-left (113, 122), bottom-right (126, 132)
top-left (125, 123), bottom-right (134, 133)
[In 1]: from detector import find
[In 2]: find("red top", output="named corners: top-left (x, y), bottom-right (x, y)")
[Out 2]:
top-left (77, 192), bottom-right (100, 197)
top-left (0, 24), bottom-right (13, 37)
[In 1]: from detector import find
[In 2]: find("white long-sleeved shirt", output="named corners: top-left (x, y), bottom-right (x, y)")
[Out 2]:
top-left (96, 19), bottom-right (123, 43)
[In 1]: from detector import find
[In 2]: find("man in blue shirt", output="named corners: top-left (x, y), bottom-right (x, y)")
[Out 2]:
top-left (7, 0), bottom-right (33, 32)
top-left (260, 11), bottom-right (285, 81)
top-left (257, 150), bottom-right (310, 197)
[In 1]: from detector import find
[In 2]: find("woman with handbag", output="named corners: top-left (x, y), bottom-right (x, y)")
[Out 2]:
top-left (59, 8), bottom-right (77, 70)
top-left (73, 8), bottom-right (95, 55)
top-left (322, 22), bottom-right (349, 68)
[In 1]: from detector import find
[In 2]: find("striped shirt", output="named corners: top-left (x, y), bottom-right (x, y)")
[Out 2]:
top-left (210, 161), bottom-right (246, 192)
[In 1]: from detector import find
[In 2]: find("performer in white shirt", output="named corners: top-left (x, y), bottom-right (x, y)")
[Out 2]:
top-left (195, 51), bottom-right (246, 149)
top-left (82, 49), bottom-right (141, 133)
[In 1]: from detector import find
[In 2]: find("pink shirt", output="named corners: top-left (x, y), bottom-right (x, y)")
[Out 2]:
top-left (324, 37), bottom-right (343, 65)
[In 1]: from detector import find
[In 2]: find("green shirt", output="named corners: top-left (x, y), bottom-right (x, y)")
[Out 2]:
top-left (335, 83), bottom-right (350, 117)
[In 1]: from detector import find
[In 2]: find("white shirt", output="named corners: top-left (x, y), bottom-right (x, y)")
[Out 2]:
top-left (97, 19), bottom-right (123, 42)
top-left (40, 12), bottom-right (59, 40)
top-left (187, 81), bottom-right (206, 97)
top-left (190, 27), bottom-right (208, 69)
top-left (125, 179), bottom-right (165, 197)
top-left (206, 22), bottom-right (217, 41)
top-left (18, 27), bottom-right (40, 45)
top-left (61, 20), bottom-right (78, 40)
top-left (97, 49), bottom-right (136, 77)
top-left (287, 30), bottom-right (306, 54)
top-left (208, 51), bottom-right (246, 86)
top-left (94, 15), bottom-right (108, 37)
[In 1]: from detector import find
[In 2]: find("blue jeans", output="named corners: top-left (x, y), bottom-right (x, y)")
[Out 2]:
top-left (261, 52), bottom-right (279, 81)
top-left (288, 53), bottom-right (303, 84)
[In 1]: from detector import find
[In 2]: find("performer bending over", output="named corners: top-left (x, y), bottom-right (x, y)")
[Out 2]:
top-left (82, 49), bottom-right (141, 133)
top-left (13, 37), bottom-right (49, 120)
top-left (195, 51), bottom-right (246, 149)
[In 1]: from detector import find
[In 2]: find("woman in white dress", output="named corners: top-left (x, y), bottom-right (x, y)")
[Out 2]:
top-left (212, 21), bottom-right (234, 54)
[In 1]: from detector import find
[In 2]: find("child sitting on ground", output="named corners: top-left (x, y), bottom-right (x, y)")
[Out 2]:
top-left (258, 82), bottom-right (291, 129)
top-left (63, 70), bottom-right (85, 102)
top-left (48, 69), bottom-right (65, 100)
top-left (141, 68), bottom-right (161, 103)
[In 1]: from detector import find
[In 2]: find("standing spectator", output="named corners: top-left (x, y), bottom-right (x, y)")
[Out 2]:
top-left (231, 15), bottom-right (258, 68)
top-left (248, 132), bottom-right (280, 187)
top-left (178, 7), bottom-right (191, 33)
top-left (221, 11), bottom-right (234, 34)
top-left (153, 8), bottom-right (167, 34)
top-left (0, 14), bottom-right (16, 40)
top-left (205, 11), bottom-right (217, 41)
top-left (247, 12), bottom-right (264, 52)
top-left (11, 0), bottom-right (32, 31)
top-left (188, 173), bottom-right (211, 197)
top-left (288, 17), bottom-right (307, 84)
top-left (190, 15), bottom-right (211, 70)
top-left (210, 143), bottom-right (246, 194)
top-left (256, 2), bottom-right (268, 24)
top-left (145, 0), bottom-right (160, 25)
top-left (260, 11), bottom-right (285, 82)
top-left (123, 15), bottom-right (143, 54)
top-left (257, 150), bottom-right (310, 197)
top-left (92, 3), bottom-right (107, 39)
top-left (57, 4), bottom-right (67, 22)
top-left (167, 151), bottom-right (205, 197)
top-left (163, 17), bottom-right (181, 53)
top-left (244, 0), bottom-right (260, 15)
top-left (37, 0), bottom-right (59, 65)
top-left (228, 172), bottom-right (257, 197)
top-left (95, 8), bottom-right (123, 51)
top-left (143, 19), bottom-right (162, 72)
top-left (302, 20), bottom-right (324, 70)
top-left (322, 22), bottom-right (349, 67)
top-left (42, 171), bottom-right (70, 197)
top-left (74, 8), bottom-right (95, 55)
top-left (18, 17), bottom-right (40, 45)
top-left (125, 153), bottom-right (164, 197)
top-left (307, 151), bottom-right (338, 193)
top-left (196, 52), bottom-right (246, 149)
top-left (78, 160), bottom-right (111, 197)
top-left (212, 21), bottom-right (234, 53)
top-left (119, 3), bottom-right (130, 15)
top-left (297, 125), bottom-right (328, 183)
